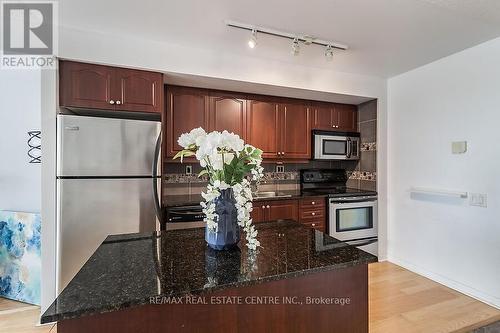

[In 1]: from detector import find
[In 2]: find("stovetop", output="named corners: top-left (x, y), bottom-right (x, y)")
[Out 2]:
top-left (300, 169), bottom-right (377, 198)
top-left (301, 187), bottom-right (377, 198)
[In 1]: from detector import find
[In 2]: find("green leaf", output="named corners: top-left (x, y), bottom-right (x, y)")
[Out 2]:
top-left (198, 169), bottom-right (208, 178)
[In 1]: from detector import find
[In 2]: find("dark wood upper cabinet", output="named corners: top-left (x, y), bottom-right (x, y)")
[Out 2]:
top-left (336, 103), bottom-right (358, 131)
top-left (312, 103), bottom-right (335, 130)
top-left (115, 68), bottom-right (163, 113)
top-left (162, 85), bottom-right (358, 162)
top-left (59, 60), bottom-right (163, 113)
top-left (312, 102), bottom-right (358, 132)
top-left (165, 86), bottom-right (209, 157)
top-left (209, 93), bottom-right (246, 140)
top-left (281, 102), bottom-right (310, 159)
top-left (60, 61), bottom-right (114, 110)
top-left (246, 98), bottom-right (281, 159)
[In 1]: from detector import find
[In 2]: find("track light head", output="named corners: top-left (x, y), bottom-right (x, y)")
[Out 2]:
top-left (248, 29), bottom-right (257, 49)
top-left (325, 45), bottom-right (334, 61)
top-left (291, 38), bottom-right (300, 56)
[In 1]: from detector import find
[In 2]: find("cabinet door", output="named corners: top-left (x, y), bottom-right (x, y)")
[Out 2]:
top-left (312, 104), bottom-right (334, 130)
top-left (115, 68), bottom-right (163, 113)
top-left (336, 104), bottom-right (358, 132)
top-left (59, 61), bottom-right (115, 110)
top-left (246, 99), bottom-right (280, 159)
top-left (281, 102), bottom-right (311, 159)
top-left (251, 203), bottom-right (267, 223)
top-left (209, 93), bottom-right (246, 140)
top-left (165, 86), bottom-right (209, 157)
top-left (267, 200), bottom-right (298, 222)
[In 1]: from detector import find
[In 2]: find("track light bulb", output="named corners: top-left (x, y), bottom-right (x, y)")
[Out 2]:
top-left (325, 45), bottom-right (334, 61)
top-left (248, 29), bottom-right (257, 48)
top-left (291, 38), bottom-right (300, 56)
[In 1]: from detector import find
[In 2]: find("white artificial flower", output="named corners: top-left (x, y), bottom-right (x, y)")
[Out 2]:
top-left (224, 152), bottom-right (234, 165)
top-left (208, 152), bottom-right (223, 170)
top-left (177, 133), bottom-right (192, 149)
top-left (177, 127), bottom-right (207, 148)
top-left (213, 180), bottom-right (230, 190)
top-left (191, 127), bottom-right (207, 146)
top-left (221, 130), bottom-right (244, 152)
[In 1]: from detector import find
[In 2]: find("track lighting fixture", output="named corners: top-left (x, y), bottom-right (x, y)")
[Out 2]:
top-left (225, 20), bottom-right (348, 60)
top-left (325, 45), bottom-right (334, 61)
top-left (248, 29), bottom-right (257, 49)
top-left (291, 38), bottom-right (300, 56)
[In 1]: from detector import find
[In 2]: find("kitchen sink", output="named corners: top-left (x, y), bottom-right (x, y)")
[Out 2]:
top-left (252, 191), bottom-right (292, 199)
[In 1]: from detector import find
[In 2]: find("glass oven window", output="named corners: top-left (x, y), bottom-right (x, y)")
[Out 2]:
top-left (322, 139), bottom-right (347, 155)
top-left (336, 207), bottom-right (373, 232)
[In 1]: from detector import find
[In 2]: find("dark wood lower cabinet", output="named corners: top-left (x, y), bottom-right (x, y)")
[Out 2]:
top-left (57, 264), bottom-right (369, 333)
top-left (252, 198), bottom-right (327, 232)
top-left (252, 199), bottom-right (299, 223)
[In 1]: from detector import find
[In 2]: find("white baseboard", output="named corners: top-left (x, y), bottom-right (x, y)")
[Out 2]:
top-left (388, 255), bottom-right (500, 310)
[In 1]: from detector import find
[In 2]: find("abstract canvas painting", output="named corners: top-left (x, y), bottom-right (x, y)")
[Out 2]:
top-left (0, 211), bottom-right (41, 305)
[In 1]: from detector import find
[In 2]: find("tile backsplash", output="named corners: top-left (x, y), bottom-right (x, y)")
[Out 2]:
top-left (352, 99), bottom-right (377, 191)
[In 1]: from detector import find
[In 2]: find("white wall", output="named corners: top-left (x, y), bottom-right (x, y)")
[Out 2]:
top-left (388, 37), bottom-right (500, 308)
top-left (0, 69), bottom-right (42, 213)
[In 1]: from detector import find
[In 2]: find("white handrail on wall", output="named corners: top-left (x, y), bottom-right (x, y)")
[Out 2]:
top-left (409, 187), bottom-right (468, 198)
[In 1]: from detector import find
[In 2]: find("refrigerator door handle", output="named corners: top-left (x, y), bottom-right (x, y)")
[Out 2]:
top-left (152, 131), bottom-right (162, 226)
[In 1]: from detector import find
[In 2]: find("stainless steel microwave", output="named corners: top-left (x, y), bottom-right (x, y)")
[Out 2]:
top-left (313, 130), bottom-right (360, 160)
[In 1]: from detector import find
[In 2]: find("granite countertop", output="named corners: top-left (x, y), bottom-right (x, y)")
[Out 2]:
top-left (41, 220), bottom-right (377, 324)
top-left (164, 190), bottom-right (326, 207)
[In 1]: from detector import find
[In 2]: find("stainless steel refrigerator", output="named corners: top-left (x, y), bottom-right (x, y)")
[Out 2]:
top-left (56, 114), bottom-right (162, 291)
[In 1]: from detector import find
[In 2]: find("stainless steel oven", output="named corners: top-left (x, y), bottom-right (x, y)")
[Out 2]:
top-left (313, 130), bottom-right (360, 160)
top-left (329, 195), bottom-right (378, 242)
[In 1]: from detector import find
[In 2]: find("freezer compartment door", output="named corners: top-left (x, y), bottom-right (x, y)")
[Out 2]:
top-left (57, 178), bottom-right (159, 291)
top-left (57, 114), bottom-right (161, 177)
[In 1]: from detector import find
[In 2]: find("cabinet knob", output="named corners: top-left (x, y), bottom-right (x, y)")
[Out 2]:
top-left (277, 152), bottom-right (281, 155)
top-left (116, 100), bottom-right (122, 105)
top-left (281, 152), bottom-right (285, 155)
top-left (109, 100), bottom-right (115, 105)
top-left (266, 205), bottom-right (270, 209)
top-left (312, 212), bottom-right (316, 216)
top-left (261, 205), bottom-right (265, 209)
top-left (311, 201), bottom-right (315, 205)
top-left (312, 223), bottom-right (316, 227)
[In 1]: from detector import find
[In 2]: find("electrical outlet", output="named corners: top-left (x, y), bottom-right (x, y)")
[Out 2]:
top-left (470, 193), bottom-right (487, 208)
top-left (276, 165), bottom-right (285, 173)
top-left (185, 165), bottom-right (192, 175)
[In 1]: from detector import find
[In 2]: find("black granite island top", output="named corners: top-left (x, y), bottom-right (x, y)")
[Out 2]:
top-left (41, 220), bottom-right (377, 324)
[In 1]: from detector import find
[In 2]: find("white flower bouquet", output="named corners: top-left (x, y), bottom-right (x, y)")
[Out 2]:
top-left (174, 128), bottom-right (264, 250)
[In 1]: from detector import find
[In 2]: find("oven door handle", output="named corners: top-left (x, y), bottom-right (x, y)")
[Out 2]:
top-left (330, 197), bottom-right (378, 204)
top-left (346, 137), bottom-right (351, 158)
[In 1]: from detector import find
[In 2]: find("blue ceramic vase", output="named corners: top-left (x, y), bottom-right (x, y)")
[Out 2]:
top-left (205, 188), bottom-right (240, 250)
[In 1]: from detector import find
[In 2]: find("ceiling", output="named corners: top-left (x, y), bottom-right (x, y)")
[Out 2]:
top-left (59, 0), bottom-right (500, 78)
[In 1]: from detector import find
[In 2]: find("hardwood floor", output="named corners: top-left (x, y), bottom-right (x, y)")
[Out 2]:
top-left (2, 262), bottom-right (499, 333)
top-left (369, 262), bottom-right (500, 333)
top-left (0, 298), bottom-right (55, 333)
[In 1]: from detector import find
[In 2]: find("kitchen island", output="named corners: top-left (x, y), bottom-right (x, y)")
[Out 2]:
top-left (42, 220), bottom-right (377, 333)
